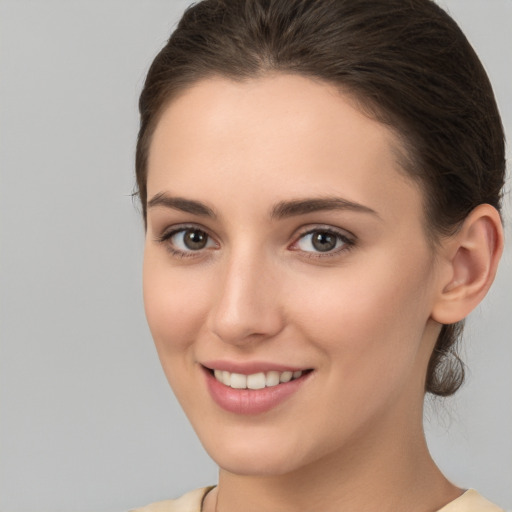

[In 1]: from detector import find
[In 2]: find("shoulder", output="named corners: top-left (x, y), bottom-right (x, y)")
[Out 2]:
top-left (130, 487), bottom-right (215, 512)
top-left (438, 490), bottom-right (506, 512)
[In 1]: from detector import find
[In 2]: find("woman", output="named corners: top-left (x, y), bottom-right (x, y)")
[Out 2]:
top-left (133, 0), bottom-right (506, 511)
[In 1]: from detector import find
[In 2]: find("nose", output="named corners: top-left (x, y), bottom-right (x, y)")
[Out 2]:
top-left (206, 249), bottom-right (285, 346)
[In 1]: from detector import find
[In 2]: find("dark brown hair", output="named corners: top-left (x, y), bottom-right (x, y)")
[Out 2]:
top-left (136, 0), bottom-right (505, 396)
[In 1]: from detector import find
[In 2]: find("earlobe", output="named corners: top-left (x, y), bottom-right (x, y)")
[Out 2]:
top-left (431, 204), bottom-right (504, 325)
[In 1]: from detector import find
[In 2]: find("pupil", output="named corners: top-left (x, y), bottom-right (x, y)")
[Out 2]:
top-left (185, 229), bottom-right (207, 250)
top-left (312, 232), bottom-right (336, 252)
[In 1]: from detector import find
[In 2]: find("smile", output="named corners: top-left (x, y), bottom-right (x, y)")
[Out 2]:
top-left (202, 364), bottom-right (313, 414)
top-left (213, 369), bottom-right (304, 389)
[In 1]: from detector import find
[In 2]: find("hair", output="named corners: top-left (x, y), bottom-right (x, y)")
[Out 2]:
top-left (135, 0), bottom-right (506, 396)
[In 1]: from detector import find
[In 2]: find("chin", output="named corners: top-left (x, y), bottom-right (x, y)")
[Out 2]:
top-left (198, 428), bottom-right (319, 477)
top-left (213, 450), bottom-right (302, 477)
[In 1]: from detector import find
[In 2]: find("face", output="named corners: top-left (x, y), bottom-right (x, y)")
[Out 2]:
top-left (143, 74), bottom-right (442, 477)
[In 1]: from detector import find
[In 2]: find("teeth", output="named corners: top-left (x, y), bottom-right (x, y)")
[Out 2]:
top-left (247, 372), bottom-right (266, 390)
top-left (212, 369), bottom-right (305, 389)
top-left (222, 371), bottom-right (231, 386)
top-left (280, 371), bottom-right (293, 383)
top-left (266, 371), bottom-right (280, 387)
top-left (230, 373), bottom-right (247, 389)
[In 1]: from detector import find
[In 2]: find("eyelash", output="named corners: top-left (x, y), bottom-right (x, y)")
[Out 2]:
top-left (155, 224), bottom-right (356, 259)
top-left (155, 224), bottom-right (217, 259)
top-left (290, 227), bottom-right (356, 259)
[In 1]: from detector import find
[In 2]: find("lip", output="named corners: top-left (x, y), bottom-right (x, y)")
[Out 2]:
top-left (201, 363), bottom-right (313, 415)
top-left (202, 359), bottom-right (306, 375)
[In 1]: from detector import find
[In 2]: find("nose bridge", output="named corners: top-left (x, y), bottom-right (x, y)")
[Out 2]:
top-left (207, 243), bottom-right (283, 345)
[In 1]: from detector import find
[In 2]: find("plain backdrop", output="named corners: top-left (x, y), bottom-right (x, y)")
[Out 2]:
top-left (0, 1), bottom-right (511, 511)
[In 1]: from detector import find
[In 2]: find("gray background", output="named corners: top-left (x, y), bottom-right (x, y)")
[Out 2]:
top-left (0, 1), bottom-right (510, 511)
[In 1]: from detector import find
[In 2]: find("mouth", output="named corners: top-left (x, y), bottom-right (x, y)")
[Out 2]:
top-left (209, 368), bottom-right (308, 390)
top-left (201, 363), bottom-right (314, 415)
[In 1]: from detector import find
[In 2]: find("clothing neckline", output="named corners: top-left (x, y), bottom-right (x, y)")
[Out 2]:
top-left (199, 487), bottom-right (502, 512)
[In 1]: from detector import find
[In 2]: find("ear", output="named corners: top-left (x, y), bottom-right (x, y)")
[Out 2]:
top-left (431, 204), bottom-right (504, 325)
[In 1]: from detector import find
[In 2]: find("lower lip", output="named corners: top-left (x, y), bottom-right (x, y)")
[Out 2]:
top-left (203, 367), bottom-right (311, 415)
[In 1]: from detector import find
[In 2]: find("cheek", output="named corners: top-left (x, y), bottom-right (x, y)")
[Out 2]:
top-left (142, 252), bottom-right (217, 410)
top-left (291, 254), bottom-right (434, 389)
top-left (142, 250), bottom-right (211, 356)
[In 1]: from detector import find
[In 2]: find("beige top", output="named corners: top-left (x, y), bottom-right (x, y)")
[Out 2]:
top-left (131, 487), bottom-right (505, 512)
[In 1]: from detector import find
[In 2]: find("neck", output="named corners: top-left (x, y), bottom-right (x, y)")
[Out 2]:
top-left (205, 397), bottom-right (461, 512)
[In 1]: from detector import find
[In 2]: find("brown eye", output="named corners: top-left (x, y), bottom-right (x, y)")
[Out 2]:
top-left (167, 227), bottom-right (216, 253)
top-left (311, 231), bottom-right (337, 252)
top-left (182, 229), bottom-right (209, 250)
top-left (293, 228), bottom-right (354, 255)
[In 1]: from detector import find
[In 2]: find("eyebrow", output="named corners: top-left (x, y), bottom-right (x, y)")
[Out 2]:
top-left (147, 192), bottom-right (379, 221)
top-left (148, 192), bottom-right (216, 218)
top-left (270, 197), bottom-right (380, 220)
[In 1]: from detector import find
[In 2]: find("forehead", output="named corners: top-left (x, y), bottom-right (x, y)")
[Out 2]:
top-left (147, 74), bottom-right (423, 226)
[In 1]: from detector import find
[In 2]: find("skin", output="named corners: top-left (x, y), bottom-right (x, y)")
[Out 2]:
top-left (142, 74), bottom-right (499, 512)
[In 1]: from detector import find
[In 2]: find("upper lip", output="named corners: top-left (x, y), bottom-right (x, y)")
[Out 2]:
top-left (201, 360), bottom-right (310, 375)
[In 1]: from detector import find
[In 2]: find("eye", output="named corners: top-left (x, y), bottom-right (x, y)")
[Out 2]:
top-left (292, 228), bottom-right (354, 255)
top-left (158, 226), bottom-right (217, 256)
